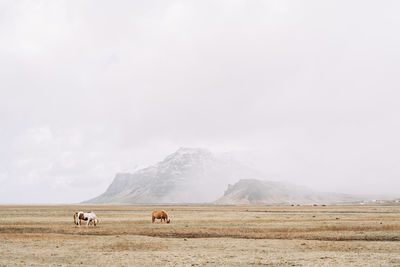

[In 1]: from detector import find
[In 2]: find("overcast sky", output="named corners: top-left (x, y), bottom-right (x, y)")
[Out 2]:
top-left (1, 0), bottom-right (399, 203)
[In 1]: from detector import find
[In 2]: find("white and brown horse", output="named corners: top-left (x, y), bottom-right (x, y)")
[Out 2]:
top-left (152, 210), bottom-right (170, 223)
top-left (74, 211), bottom-right (99, 226)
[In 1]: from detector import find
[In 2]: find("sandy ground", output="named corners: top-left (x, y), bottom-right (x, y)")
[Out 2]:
top-left (1, 205), bottom-right (400, 266)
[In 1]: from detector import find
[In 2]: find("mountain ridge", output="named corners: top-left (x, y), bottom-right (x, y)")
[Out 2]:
top-left (84, 147), bottom-right (396, 205)
top-left (215, 179), bottom-right (365, 205)
top-left (85, 147), bottom-right (263, 204)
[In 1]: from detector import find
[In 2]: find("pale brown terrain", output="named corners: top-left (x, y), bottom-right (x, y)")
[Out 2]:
top-left (1, 205), bottom-right (400, 266)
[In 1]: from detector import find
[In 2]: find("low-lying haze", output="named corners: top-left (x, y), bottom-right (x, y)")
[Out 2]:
top-left (1, 0), bottom-right (399, 203)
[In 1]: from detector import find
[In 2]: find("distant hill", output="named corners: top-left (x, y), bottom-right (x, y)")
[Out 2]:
top-left (85, 147), bottom-right (396, 205)
top-left (215, 179), bottom-right (370, 205)
top-left (84, 147), bottom-right (265, 204)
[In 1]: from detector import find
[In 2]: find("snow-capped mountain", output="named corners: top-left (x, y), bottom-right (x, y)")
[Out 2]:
top-left (85, 147), bottom-right (396, 205)
top-left (85, 147), bottom-right (264, 204)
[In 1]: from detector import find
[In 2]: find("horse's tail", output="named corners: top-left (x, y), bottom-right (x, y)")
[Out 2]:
top-left (73, 212), bottom-right (79, 225)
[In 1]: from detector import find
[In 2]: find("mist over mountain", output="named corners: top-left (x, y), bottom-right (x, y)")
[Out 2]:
top-left (215, 179), bottom-right (364, 205)
top-left (85, 148), bottom-right (264, 204)
top-left (85, 147), bottom-right (396, 205)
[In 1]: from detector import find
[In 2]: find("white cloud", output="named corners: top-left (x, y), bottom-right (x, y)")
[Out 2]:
top-left (1, 0), bottom-right (400, 203)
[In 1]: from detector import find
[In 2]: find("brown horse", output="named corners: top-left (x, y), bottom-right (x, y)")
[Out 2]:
top-left (152, 210), bottom-right (170, 223)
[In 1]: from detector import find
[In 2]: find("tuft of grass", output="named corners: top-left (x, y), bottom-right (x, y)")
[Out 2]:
top-left (96, 241), bottom-right (166, 251)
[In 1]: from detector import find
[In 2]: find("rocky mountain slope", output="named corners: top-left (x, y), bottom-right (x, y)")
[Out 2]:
top-left (215, 179), bottom-right (363, 205)
top-left (85, 147), bottom-right (393, 205)
top-left (85, 148), bottom-right (264, 204)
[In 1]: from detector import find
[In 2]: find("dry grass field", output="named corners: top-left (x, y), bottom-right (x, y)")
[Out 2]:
top-left (1, 205), bottom-right (400, 266)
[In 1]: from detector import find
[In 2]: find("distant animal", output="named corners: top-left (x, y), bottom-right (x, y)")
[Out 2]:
top-left (152, 210), bottom-right (170, 223)
top-left (74, 211), bottom-right (99, 226)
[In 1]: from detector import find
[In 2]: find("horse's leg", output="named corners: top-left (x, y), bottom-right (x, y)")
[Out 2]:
top-left (152, 216), bottom-right (155, 223)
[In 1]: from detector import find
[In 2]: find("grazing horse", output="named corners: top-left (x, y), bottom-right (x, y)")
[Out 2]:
top-left (74, 211), bottom-right (99, 226)
top-left (152, 210), bottom-right (170, 223)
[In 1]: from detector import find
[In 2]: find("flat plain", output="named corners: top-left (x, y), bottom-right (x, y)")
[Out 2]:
top-left (1, 205), bottom-right (400, 266)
